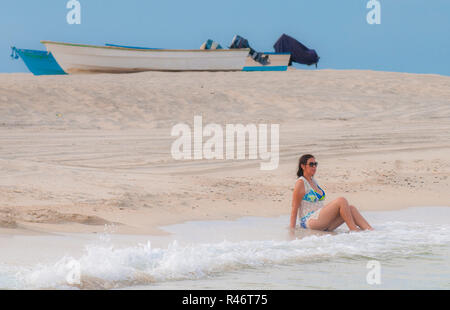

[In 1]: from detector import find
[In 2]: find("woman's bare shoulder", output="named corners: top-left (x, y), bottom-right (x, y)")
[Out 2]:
top-left (294, 178), bottom-right (305, 190)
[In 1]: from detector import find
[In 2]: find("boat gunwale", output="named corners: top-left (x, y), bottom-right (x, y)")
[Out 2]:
top-left (41, 41), bottom-right (250, 53)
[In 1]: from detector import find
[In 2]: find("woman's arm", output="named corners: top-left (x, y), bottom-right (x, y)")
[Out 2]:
top-left (289, 179), bottom-right (305, 231)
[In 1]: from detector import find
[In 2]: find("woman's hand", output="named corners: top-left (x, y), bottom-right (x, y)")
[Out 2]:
top-left (288, 226), bottom-right (296, 240)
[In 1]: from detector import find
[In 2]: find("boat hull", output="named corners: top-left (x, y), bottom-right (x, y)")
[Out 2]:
top-left (41, 41), bottom-right (250, 74)
top-left (12, 47), bottom-right (66, 76)
top-left (243, 53), bottom-right (290, 71)
top-left (104, 44), bottom-right (291, 72)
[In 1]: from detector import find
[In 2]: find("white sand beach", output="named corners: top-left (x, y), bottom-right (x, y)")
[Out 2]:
top-left (0, 69), bottom-right (449, 235)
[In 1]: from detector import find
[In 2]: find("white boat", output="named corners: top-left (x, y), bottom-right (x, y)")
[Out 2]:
top-left (41, 41), bottom-right (250, 74)
top-left (105, 43), bottom-right (292, 72)
top-left (243, 53), bottom-right (291, 71)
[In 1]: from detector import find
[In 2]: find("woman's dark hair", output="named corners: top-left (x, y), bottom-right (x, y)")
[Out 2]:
top-left (297, 154), bottom-right (315, 178)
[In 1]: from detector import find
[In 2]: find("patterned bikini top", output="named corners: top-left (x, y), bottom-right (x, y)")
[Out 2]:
top-left (298, 176), bottom-right (326, 219)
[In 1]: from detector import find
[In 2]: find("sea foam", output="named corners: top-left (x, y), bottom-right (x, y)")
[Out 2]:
top-left (4, 220), bottom-right (449, 289)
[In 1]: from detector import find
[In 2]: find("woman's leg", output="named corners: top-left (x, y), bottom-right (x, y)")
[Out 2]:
top-left (326, 216), bottom-right (345, 231)
top-left (307, 197), bottom-right (360, 231)
top-left (324, 206), bottom-right (373, 231)
top-left (349, 205), bottom-right (373, 230)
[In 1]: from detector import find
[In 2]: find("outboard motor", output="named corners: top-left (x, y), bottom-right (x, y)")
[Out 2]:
top-left (230, 35), bottom-right (269, 65)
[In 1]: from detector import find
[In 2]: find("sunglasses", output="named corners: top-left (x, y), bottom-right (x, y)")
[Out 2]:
top-left (307, 162), bottom-right (318, 167)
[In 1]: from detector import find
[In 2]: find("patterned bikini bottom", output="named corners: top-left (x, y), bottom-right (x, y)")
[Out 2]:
top-left (299, 208), bottom-right (323, 229)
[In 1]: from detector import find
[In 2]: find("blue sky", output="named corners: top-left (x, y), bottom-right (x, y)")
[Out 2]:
top-left (1, 0), bottom-right (449, 75)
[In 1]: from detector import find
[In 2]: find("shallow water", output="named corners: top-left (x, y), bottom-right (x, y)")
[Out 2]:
top-left (1, 207), bottom-right (449, 289)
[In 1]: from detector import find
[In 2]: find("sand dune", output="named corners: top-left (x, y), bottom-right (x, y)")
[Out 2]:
top-left (0, 69), bottom-right (449, 235)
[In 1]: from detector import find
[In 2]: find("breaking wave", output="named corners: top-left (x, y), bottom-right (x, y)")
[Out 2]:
top-left (2, 220), bottom-right (449, 289)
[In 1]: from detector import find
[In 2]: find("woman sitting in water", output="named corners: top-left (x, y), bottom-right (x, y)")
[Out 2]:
top-left (290, 154), bottom-right (373, 234)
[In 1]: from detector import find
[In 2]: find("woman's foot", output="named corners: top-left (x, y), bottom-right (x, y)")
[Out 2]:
top-left (349, 227), bottom-right (362, 232)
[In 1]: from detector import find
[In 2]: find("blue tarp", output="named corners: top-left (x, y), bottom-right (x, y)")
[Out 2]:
top-left (273, 34), bottom-right (319, 67)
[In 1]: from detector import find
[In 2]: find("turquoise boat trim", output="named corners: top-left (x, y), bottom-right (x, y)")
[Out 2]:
top-left (105, 43), bottom-right (162, 50)
top-left (11, 47), bottom-right (66, 76)
top-left (242, 66), bottom-right (288, 71)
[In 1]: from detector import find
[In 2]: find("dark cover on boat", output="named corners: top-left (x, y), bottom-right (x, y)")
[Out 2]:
top-left (273, 34), bottom-right (319, 67)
